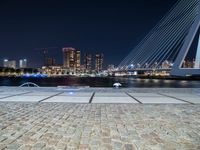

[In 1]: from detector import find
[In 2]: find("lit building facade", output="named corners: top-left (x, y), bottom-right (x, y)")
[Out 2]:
top-left (45, 58), bottom-right (56, 66)
top-left (182, 59), bottom-right (195, 68)
top-left (107, 64), bottom-right (115, 71)
top-left (3, 59), bottom-right (16, 69)
top-left (62, 47), bottom-right (81, 73)
top-left (19, 59), bottom-right (27, 68)
top-left (161, 60), bottom-right (171, 69)
top-left (84, 53), bottom-right (92, 73)
top-left (76, 51), bottom-right (81, 71)
top-left (95, 53), bottom-right (103, 72)
top-left (42, 66), bottom-right (63, 75)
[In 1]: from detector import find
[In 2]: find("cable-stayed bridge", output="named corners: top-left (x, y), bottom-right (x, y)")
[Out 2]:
top-left (118, 0), bottom-right (200, 76)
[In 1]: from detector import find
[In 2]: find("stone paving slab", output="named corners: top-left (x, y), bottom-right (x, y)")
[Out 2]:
top-left (92, 97), bottom-right (138, 103)
top-left (0, 91), bottom-right (28, 95)
top-left (23, 92), bottom-right (60, 96)
top-left (0, 103), bottom-right (199, 150)
top-left (128, 93), bottom-right (162, 97)
top-left (95, 92), bottom-right (127, 97)
top-left (0, 88), bottom-right (199, 104)
top-left (0, 96), bottom-right (49, 102)
top-left (43, 96), bottom-right (90, 103)
top-left (160, 93), bottom-right (200, 97)
top-left (59, 92), bottom-right (93, 97)
top-left (174, 97), bottom-right (200, 104)
top-left (0, 95), bottom-right (14, 98)
top-left (134, 97), bottom-right (186, 104)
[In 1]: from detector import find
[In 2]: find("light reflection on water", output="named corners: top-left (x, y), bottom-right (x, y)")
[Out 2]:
top-left (153, 79), bottom-right (160, 83)
top-left (164, 80), bottom-right (172, 84)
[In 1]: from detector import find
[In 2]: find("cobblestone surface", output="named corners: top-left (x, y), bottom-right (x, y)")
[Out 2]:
top-left (0, 102), bottom-right (200, 150)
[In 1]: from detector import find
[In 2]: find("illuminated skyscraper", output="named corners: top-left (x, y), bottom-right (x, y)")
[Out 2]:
top-left (3, 59), bottom-right (16, 69)
top-left (63, 47), bottom-right (76, 69)
top-left (62, 47), bottom-right (81, 72)
top-left (46, 58), bottom-right (56, 66)
top-left (19, 59), bottom-right (27, 68)
top-left (76, 51), bottom-right (81, 71)
top-left (84, 53), bottom-right (92, 73)
top-left (95, 53), bottom-right (103, 72)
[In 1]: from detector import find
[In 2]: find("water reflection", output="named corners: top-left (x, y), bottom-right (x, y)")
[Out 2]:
top-left (164, 80), bottom-right (172, 84)
top-left (153, 79), bottom-right (160, 83)
top-left (0, 77), bottom-right (199, 88)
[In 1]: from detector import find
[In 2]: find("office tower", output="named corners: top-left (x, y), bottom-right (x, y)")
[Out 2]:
top-left (42, 48), bottom-right (56, 66)
top-left (19, 59), bottom-right (27, 68)
top-left (62, 47), bottom-right (81, 72)
top-left (3, 59), bottom-right (16, 69)
top-left (84, 53), bottom-right (92, 72)
top-left (63, 47), bottom-right (76, 69)
top-left (76, 51), bottom-right (81, 71)
top-left (46, 58), bottom-right (56, 66)
top-left (95, 53), bottom-right (103, 72)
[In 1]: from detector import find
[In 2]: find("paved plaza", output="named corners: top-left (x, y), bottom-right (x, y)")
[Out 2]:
top-left (0, 87), bottom-right (199, 149)
top-left (0, 87), bottom-right (199, 104)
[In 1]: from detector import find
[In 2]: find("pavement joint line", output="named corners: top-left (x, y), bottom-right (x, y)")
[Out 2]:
top-left (157, 93), bottom-right (194, 104)
top-left (125, 92), bottom-right (142, 104)
top-left (0, 91), bottom-right (32, 99)
top-left (89, 92), bottom-right (95, 103)
top-left (38, 92), bottom-right (64, 102)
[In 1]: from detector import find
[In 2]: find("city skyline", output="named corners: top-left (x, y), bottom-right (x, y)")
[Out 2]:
top-left (1, 48), bottom-right (105, 70)
top-left (0, 0), bottom-right (177, 68)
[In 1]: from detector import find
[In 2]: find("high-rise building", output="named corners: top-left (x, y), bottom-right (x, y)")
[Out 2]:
top-left (19, 59), bottom-right (27, 68)
top-left (63, 47), bottom-right (76, 69)
top-left (76, 51), bottom-right (81, 71)
top-left (84, 54), bottom-right (92, 72)
top-left (3, 59), bottom-right (16, 69)
top-left (62, 47), bottom-right (81, 72)
top-left (45, 58), bottom-right (56, 66)
top-left (95, 53), bottom-right (103, 72)
top-left (42, 48), bottom-right (56, 67)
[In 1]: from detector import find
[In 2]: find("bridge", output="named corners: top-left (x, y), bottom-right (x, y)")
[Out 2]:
top-left (117, 0), bottom-right (200, 76)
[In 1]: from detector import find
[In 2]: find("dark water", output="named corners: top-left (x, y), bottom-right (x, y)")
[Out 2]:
top-left (0, 77), bottom-right (200, 88)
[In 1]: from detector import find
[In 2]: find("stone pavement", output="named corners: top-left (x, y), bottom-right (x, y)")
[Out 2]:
top-left (0, 87), bottom-right (199, 104)
top-left (0, 87), bottom-right (200, 149)
top-left (0, 102), bottom-right (200, 150)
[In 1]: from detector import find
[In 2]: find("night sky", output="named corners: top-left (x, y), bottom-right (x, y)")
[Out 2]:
top-left (0, 0), bottom-right (178, 68)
